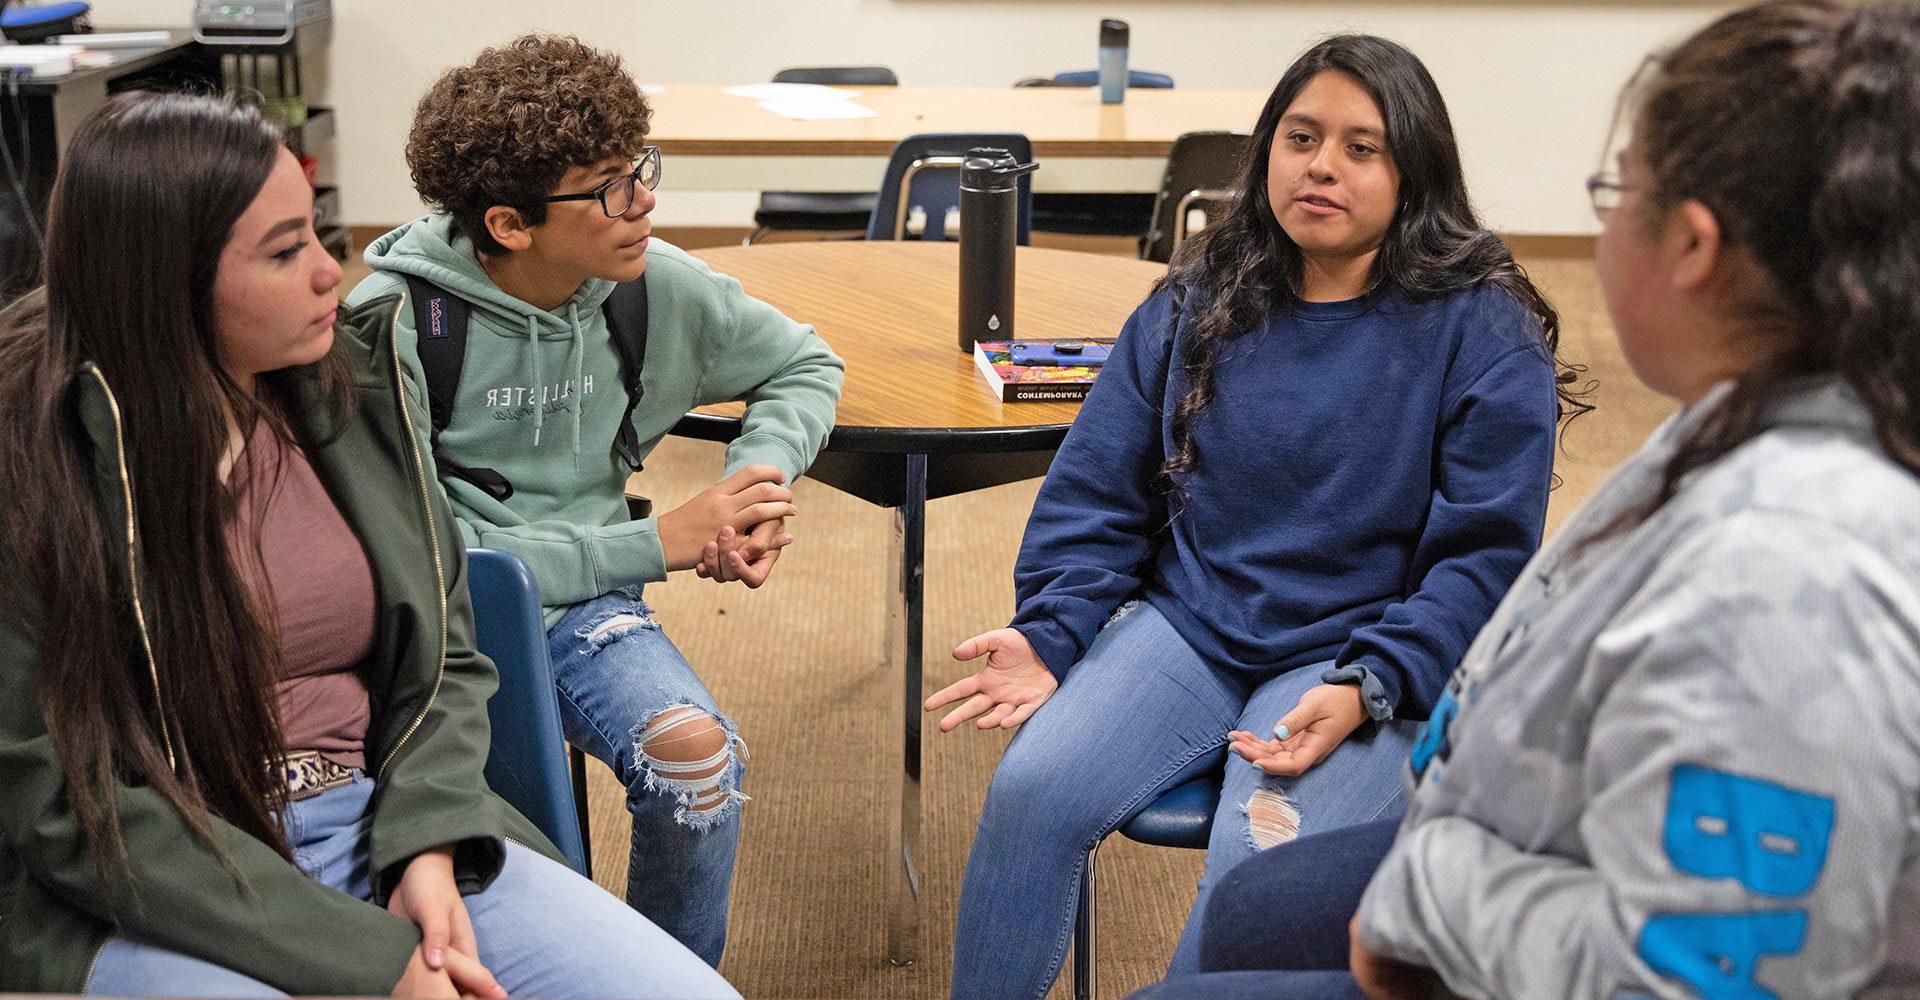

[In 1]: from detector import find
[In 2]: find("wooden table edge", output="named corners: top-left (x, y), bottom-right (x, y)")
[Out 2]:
top-left (672, 410), bottom-right (1075, 456)
top-left (656, 139), bottom-right (1188, 158)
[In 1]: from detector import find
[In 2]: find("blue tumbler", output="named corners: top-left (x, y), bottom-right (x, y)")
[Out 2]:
top-left (1098, 19), bottom-right (1130, 105)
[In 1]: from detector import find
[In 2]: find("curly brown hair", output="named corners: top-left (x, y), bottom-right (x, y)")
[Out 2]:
top-left (407, 34), bottom-right (652, 255)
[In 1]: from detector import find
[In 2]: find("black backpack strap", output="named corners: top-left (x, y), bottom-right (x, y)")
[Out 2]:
top-left (602, 275), bottom-right (650, 471)
top-left (405, 274), bottom-right (468, 435)
top-left (403, 274), bottom-right (514, 502)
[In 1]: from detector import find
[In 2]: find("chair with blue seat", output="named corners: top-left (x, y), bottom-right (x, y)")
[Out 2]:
top-left (745, 66), bottom-right (901, 245)
top-left (0, 1), bottom-right (91, 43)
top-left (1015, 70), bottom-right (1175, 240)
top-left (1072, 773), bottom-right (1223, 1000)
top-left (865, 132), bottom-right (1033, 243)
top-left (1014, 69), bottom-right (1177, 90)
top-left (468, 547), bottom-right (592, 877)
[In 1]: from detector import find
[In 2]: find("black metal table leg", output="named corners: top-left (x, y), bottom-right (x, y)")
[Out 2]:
top-left (886, 453), bottom-right (929, 966)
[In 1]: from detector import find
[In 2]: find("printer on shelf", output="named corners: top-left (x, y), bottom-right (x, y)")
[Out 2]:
top-left (193, 0), bottom-right (329, 52)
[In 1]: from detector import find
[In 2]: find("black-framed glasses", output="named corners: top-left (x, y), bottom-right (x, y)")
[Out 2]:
top-left (1586, 173), bottom-right (1636, 221)
top-left (544, 146), bottom-right (662, 218)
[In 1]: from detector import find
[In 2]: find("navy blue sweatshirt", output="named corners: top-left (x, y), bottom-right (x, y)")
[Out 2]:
top-left (1009, 282), bottom-right (1559, 720)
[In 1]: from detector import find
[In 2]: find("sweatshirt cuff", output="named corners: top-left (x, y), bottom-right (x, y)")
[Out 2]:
top-left (1323, 657), bottom-right (1402, 722)
top-left (586, 516), bottom-right (669, 591)
top-left (724, 434), bottom-right (808, 485)
top-left (371, 833), bottom-right (506, 906)
top-left (1012, 619), bottom-right (1081, 681)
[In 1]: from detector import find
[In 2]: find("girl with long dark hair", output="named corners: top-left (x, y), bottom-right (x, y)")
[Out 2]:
top-left (926, 35), bottom-right (1581, 998)
top-left (1141, 3), bottom-right (1920, 998)
top-left (0, 92), bottom-right (736, 998)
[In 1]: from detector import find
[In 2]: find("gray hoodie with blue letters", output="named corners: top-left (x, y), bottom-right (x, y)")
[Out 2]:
top-left (1357, 380), bottom-right (1920, 999)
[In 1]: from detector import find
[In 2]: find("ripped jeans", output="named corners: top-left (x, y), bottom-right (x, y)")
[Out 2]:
top-left (549, 587), bottom-right (744, 968)
top-left (951, 598), bottom-right (1418, 1000)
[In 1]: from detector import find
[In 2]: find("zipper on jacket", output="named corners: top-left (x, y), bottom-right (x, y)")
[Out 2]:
top-left (376, 296), bottom-right (449, 779)
top-left (80, 937), bottom-right (105, 993)
top-left (86, 368), bottom-right (177, 773)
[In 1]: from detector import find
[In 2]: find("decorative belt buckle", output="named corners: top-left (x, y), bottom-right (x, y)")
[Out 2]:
top-left (281, 752), bottom-right (351, 802)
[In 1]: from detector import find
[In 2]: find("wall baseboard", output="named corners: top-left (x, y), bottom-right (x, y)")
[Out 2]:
top-left (1502, 233), bottom-right (1598, 258)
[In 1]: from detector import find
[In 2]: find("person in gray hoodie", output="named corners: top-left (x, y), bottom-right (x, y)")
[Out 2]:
top-left (1134, 2), bottom-right (1920, 998)
top-left (344, 36), bottom-right (843, 968)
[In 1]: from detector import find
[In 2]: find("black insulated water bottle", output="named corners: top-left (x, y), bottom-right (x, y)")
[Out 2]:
top-left (957, 147), bottom-right (1039, 352)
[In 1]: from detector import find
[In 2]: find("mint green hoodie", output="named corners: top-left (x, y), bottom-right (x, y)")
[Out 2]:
top-left (347, 214), bottom-right (843, 621)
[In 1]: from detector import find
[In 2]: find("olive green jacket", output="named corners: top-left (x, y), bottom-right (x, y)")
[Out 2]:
top-left (0, 295), bottom-right (561, 993)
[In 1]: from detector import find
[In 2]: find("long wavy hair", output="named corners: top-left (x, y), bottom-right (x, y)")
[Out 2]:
top-left (1595, 1), bottom-right (1920, 529)
top-left (0, 92), bottom-right (353, 888)
top-left (1155, 34), bottom-right (1589, 484)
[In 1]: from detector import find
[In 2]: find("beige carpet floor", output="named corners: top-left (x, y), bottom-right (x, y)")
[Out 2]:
top-left (344, 245), bottom-right (1673, 999)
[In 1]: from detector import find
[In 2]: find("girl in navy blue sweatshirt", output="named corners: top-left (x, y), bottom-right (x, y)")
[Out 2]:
top-left (925, 35), bottom-right (1582, 999)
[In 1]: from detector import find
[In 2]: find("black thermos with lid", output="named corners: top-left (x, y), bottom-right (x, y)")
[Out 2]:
top-left (958, 147), bottom-right (1039, 352)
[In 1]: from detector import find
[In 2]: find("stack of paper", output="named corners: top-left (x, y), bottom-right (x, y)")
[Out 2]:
top-left (0, 45), bottom-right (79, 78)
top-left (723, 82), bottom-right (877, 122)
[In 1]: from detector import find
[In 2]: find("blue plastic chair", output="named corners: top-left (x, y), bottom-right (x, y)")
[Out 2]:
top-left (1073, 773), bottom-right (1221, 1000)
top-left (1, 2), bottom-right (91, 41)
top-left (1046, 69), bottom-right (1176, 89)
top-left (864, 132), bottom-right (1033, 244)
top-left (468, 548), bottom-right (592, 877)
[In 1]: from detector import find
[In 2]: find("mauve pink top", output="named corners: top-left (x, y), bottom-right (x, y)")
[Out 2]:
top-left (229, 421), bottom-right (376, 770)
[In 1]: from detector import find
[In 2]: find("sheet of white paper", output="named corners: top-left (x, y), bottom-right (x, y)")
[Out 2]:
top-left (52, 31), bottom-right (173, 47)
top-left (724, 83), bottom-right (861, 101)
top-left (641, 84), bottom-right (666, 95)
top-left (756, 99), bottom-right (878, 121)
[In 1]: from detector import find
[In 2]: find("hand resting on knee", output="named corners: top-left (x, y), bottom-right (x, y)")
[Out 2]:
top-left (924, 627), bottom-right (1058, 733)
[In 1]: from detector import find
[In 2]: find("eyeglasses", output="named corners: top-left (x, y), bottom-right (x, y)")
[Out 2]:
top-left (544, 146), bottom-right (662, 218)
top-left (1589, 56), bottom-right (1655, 224)
top-left (1586, 173), bottom-right (1637, 222)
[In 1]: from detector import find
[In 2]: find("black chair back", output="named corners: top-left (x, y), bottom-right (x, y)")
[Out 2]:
top-left (772, 66), bottom-right (899, 87)
top-left (1141, 131), bottom-right (1251, 263)
top-left (746, 67), bottom-right (903, 244)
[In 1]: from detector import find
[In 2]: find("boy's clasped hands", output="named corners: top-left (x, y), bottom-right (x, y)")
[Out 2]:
top-left (656, 464), bottom-right (799, 589)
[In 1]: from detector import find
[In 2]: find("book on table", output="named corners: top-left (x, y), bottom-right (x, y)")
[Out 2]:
top-left (972, 339), bottom-right (1115, 403)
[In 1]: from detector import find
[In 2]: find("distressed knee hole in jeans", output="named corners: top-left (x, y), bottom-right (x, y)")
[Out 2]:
top-left (1244, 787), bottom-right (1302, 850)
top-left (634, 703), bottom-right (749, 831)
top-left (575, 609), bottom-right (659, 654)
top-left (1104, 599), bottom-right (1141, 628)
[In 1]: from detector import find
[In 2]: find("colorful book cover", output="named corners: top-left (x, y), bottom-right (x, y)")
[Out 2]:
top-left (972, 339), bottom-right (1114, 403)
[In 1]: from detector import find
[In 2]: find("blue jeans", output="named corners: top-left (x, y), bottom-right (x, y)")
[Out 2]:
top-left (1130, 970), bottom-right (1364, 999)
top-left (86, 775), bottom-right (737, 998)
top-left (951, 599), bottom-right (1418, 1000)
top-left (1129, 815), bottom-right (1402, 999)
top-left (548, 587), bottom-right (744, 967)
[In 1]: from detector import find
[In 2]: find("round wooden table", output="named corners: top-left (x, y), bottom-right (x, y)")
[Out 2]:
top-left (673, 241), bottom-right (1164, 965)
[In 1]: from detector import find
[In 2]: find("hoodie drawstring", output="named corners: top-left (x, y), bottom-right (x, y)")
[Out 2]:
top-left (568, 302), bottom-right (586, 469)
top-left (524, 303), bottom-right (591, 461)
top-left (526, 315), bottom-right (544, 447)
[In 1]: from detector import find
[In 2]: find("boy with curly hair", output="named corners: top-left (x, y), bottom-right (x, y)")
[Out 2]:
top-left (345, 34), bottom-right (843, 966)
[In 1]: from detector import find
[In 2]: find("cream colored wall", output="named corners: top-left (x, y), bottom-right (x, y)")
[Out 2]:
top-left (93, 0), bottom-right (1731, 234)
